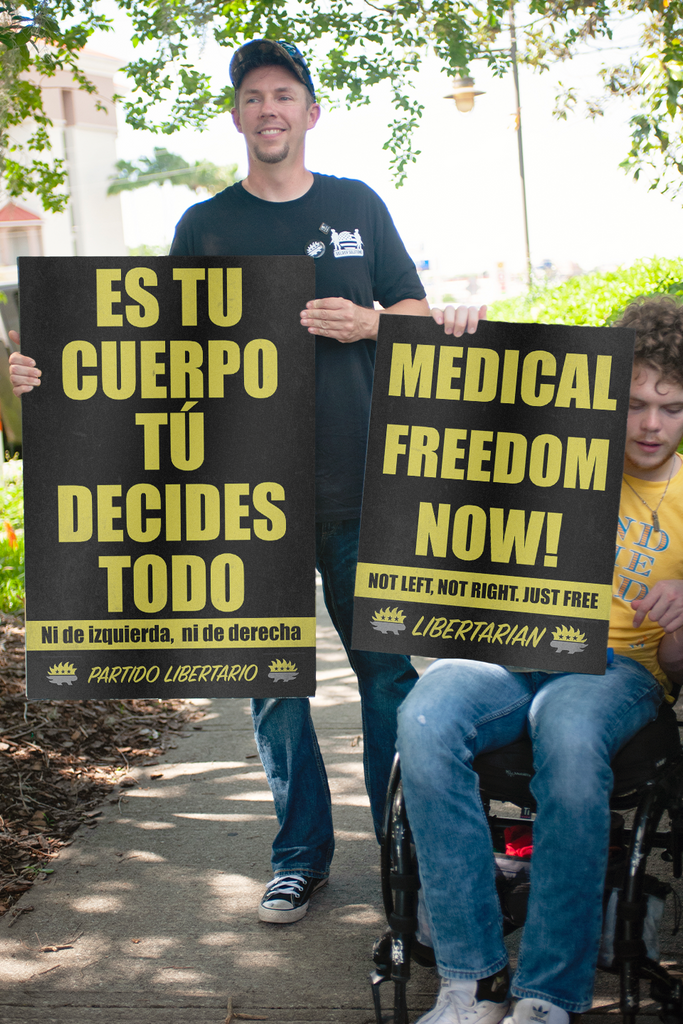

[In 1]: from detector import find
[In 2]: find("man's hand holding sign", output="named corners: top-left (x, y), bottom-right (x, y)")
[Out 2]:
top-left (8, 332), bottom-right (39, 393)
top-left (300, 295), bottom-right (431, 342)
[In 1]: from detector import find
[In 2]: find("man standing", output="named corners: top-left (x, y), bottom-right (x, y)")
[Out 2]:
top-left (397, 296), bottom-right (683, 1024)
top-left (9, 39), bottom-right (482, 924)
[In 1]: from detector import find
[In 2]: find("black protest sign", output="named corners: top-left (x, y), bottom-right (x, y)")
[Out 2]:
top-left (352, 317), bottom-right (634, 674)
top-left (21, 256), bottom-right (316, 699)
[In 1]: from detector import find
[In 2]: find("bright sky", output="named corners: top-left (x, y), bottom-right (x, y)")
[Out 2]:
top-left (95, 14), bottom-right (683, 287)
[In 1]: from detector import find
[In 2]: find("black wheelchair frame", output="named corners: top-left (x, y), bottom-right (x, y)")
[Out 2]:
top-left (370, 701), bottom-right (683, 1024)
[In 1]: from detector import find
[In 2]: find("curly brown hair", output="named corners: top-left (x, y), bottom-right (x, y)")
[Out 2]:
top-left (613, 295), bottom-right (683, 387)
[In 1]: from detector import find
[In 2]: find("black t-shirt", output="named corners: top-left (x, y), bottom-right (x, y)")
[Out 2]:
top-left (170, 173), bottom-right (426, 520)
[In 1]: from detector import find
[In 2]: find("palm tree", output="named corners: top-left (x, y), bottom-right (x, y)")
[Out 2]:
top-left (108, 148), bottom-right (239, 196)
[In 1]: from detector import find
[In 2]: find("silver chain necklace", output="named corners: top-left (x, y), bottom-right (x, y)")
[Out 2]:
top-left (622, 454), bottom-right (676, 533)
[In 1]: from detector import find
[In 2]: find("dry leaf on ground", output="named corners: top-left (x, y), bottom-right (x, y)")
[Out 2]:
top-left (0, 613), bottom-right (204, 915)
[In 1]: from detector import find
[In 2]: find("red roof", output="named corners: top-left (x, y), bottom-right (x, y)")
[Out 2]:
top-left (0, 201), bottom-right (41, 224)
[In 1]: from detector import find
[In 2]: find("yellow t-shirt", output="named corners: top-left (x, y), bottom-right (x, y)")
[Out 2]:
top-left (610, 457), bottom-right (683, 688)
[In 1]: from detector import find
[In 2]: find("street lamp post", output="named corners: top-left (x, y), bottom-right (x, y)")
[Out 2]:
top-left (445, 4), bottom-right (533, 290)
top-left (509, 4), bottom-right (532, 290)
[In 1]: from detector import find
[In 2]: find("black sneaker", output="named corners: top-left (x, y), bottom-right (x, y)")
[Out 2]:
top-left (258, 873), bottom-right (328, 923)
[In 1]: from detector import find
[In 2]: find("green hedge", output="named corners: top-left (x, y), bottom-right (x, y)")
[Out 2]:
top-left (488, 257), bottom-right (683, 327)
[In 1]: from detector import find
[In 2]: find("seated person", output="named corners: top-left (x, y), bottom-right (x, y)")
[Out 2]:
top-left (397, 296), bottom-right (683, 1024)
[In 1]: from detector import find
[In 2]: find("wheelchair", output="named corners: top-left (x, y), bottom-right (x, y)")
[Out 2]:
top-left (370, 697), bottom-right (683, 1024)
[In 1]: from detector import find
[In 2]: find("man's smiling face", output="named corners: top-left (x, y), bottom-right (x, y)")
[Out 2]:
top-left (624, 362), bottom-right (683, 480)
top-left (232, 64), bottom-right (320, 166)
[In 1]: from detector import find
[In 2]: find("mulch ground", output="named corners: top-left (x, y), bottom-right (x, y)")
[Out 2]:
top-left (0, 612), bottom-right (204, 916)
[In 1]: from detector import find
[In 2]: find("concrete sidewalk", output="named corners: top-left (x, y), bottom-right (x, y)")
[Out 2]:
top-left (0, 581), bottom-right (680, 1023)
top-left (0, 581), bottom-right (439, 1023)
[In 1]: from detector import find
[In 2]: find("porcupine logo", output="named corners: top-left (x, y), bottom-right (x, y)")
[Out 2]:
top-left (267, 659), bottom-right (299, 683)
top-left (47, 661), bottom-right (78, 686)
top-left (549, 625), bottom-right (588, 655)
top-left (371, 607), bottom-right (406, 636)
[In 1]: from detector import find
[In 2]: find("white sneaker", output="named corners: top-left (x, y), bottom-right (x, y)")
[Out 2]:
top-left (503, 998), bottom-right (570, 1024)
top-left (416, 977), bottom-right (510, 1024)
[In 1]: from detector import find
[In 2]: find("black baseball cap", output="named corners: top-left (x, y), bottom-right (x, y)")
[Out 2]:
top-left (229, 39), bottom-right (316, 100)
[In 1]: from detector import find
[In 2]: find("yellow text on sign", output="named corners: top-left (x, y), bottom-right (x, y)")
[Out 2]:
top-left (61, 337), bottom-right (277, 402)
top-left (383, 426), bottom-right (609, 491)
top-left (388, 344), bottom-right (617, 410)
top-left (96, 267), bottom-right (243, 328)
top-left (57, 482), bottom-right (286, 543)
top-left (97, 552), bottom-right (245, 614)
top-left (414, 503), bottom-right (564, 567)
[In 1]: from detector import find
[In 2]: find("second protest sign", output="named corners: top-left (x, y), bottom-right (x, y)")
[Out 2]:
top-left (352, 316), bottom-right (634, 674)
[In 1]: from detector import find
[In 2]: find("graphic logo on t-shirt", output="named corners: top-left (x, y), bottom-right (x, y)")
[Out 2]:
top-left (628, 635), bottom-right (649, 650)
top-left (330, 227), bottom-right (364, 258)
top-left (549, 625), bottom-right (588, 654)
top-left (371, 607), bottom-right (406, 635)
top-left (305, 240), bottom-right (326, 259)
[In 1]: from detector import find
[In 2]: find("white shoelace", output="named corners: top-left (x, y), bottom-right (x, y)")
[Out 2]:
top-left (265, 874), bottom-right (306, 897)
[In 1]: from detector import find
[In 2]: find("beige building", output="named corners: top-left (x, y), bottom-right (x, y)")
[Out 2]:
top-left (1, 49), bottom-right (126, 274)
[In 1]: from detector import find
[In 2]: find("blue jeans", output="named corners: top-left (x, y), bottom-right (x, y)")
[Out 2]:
top-left (397, 656), bottom-right (663, 1014)
top-left (252, 518), bottom-right (418, 877)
